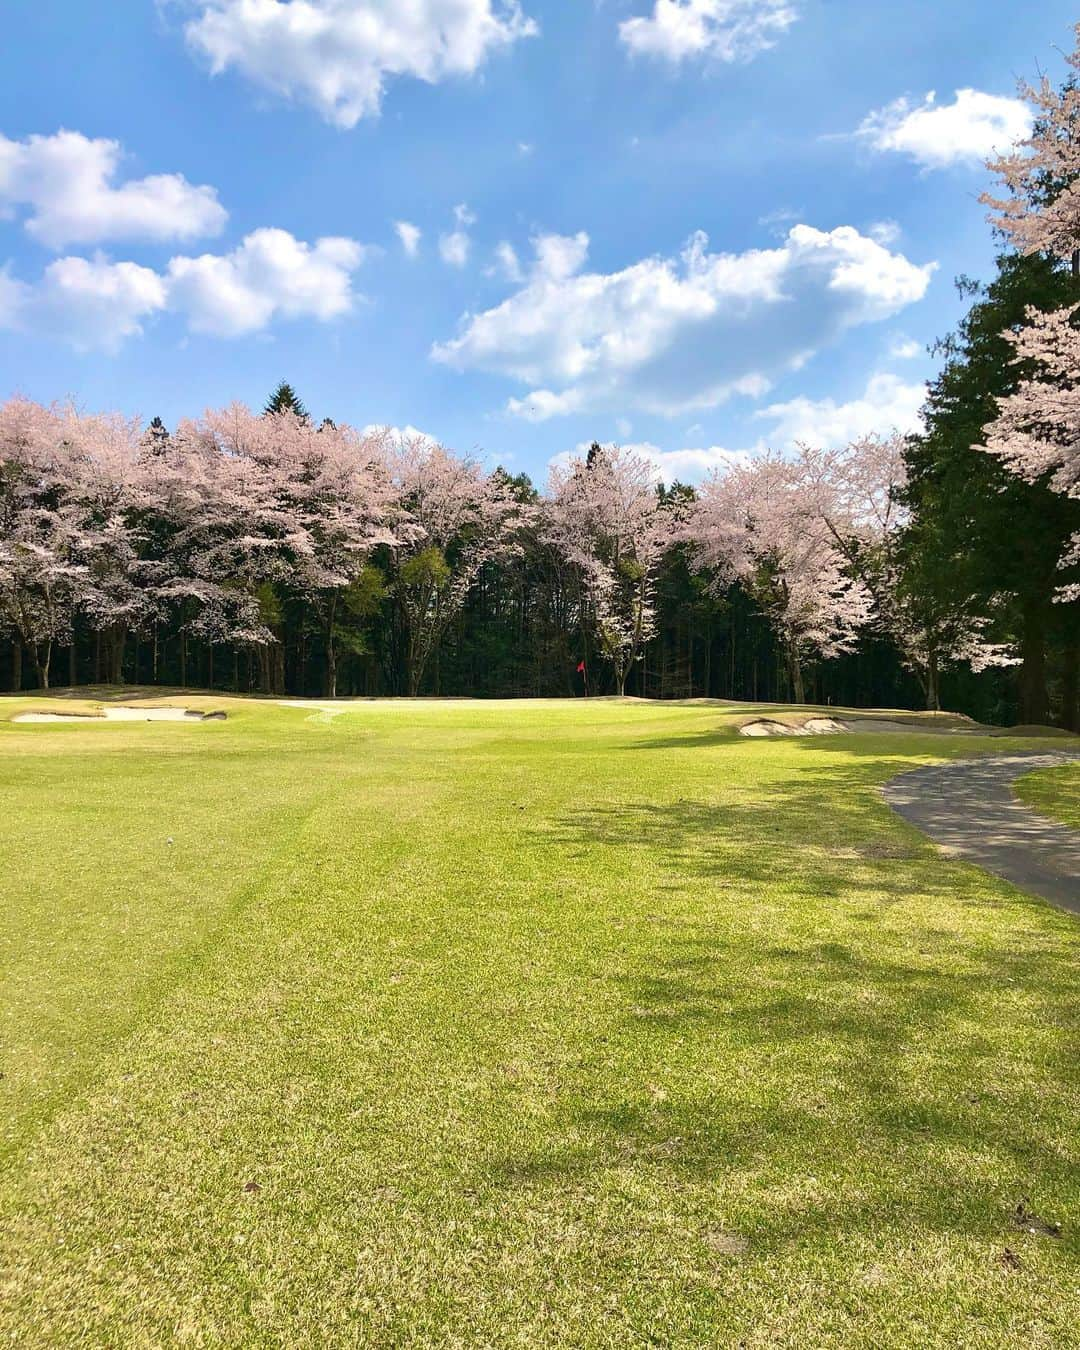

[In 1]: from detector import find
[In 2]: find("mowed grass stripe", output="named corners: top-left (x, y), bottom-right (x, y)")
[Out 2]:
top-left (0, 698), bottom-right (1077, 1346)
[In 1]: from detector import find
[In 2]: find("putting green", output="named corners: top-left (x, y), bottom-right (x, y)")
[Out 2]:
top-left (1, 695), bottom-right (1077, 1346)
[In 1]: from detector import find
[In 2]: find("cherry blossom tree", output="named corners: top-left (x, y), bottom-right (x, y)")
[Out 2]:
top-left (975, 25), bottom-right (1080, 639)
top-left (794, 434), bottom-right (1018, 708)
top-left (982, 25), bottom-right (1080, 269)
top-left (979, 303), bottom-right (1080, 601)
top-left (150, 406), bottom-right (399, 694)
top-left (269, 415), bottom-right (397, 697)
top-left (689, 452), bottom-right (873, 703)
top-left (0, 399), bottom-right (152, 688)
top-left (375, 434), bottom-right (529, 695)
top-left (544, 444), bottom-right (678, 695)
top-left (69, 408), bottom-right (161, 683)
top-left (0, 400), bottom-right (87, 688)
top-left (144, 407), bottom-right (286, 662)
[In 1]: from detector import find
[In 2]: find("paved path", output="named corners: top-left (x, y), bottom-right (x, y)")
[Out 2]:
top-left (883, 753), bottom-right (1080, 915)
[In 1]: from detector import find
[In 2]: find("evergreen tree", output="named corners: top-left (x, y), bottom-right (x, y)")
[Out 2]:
top-left (264, 382), bottom-right (309, 421)
top-left (145, 416), bottom-right (169, 455)
top-left (903, 252), bottom-right (1080, 724)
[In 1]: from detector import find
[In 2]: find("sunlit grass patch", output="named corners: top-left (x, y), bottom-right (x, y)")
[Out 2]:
top-left (1015, 761), bottom-right (1080, 829)
top-left (0, 696), bottom-right (1076, 1346)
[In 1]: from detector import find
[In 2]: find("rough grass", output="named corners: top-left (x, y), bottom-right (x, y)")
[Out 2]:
top-left (0, 694), bottom-right (1077, 1347)
top-left (1015, 762), bottom-right (1080, 830)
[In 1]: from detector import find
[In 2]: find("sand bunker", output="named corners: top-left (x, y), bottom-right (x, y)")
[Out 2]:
top-left (13, 707), bottom-right (223, 724)
top-left (739, 716), bottom-right (969, 737)
top-left (740, 717), bottom-right (847, 737)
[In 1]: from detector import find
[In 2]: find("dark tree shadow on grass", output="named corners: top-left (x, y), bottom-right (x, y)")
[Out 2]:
top-left (488, 931), bottom-right (1079, 1256)
top-left (487, 773), bottom-right (1080, 1262)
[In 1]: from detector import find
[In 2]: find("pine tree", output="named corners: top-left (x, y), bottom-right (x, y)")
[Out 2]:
top-left (264, 382), bottom-right (309, 421)
top-left (145, 416), bottom-right (169, 455)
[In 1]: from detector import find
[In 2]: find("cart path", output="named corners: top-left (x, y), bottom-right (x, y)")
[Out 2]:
top-left (882, 753), bottom-right (1080, 914)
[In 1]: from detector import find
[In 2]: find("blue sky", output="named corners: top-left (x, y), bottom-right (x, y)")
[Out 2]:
top-left (0, 0), bottom-right (1075, 483)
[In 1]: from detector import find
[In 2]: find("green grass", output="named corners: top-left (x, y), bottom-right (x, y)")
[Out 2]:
top-left (1015, 762), bottom-right (1080, 830)
top-left (1, 694), bottom-right (1077, 1347)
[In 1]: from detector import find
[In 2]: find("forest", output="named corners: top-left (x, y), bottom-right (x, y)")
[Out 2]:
top-left (2, 61), bottom-right (1080, 728)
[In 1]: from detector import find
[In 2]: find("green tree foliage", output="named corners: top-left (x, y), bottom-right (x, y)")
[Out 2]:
top-left (264, 382), bottom-right (309, 421)
top-left (903, 252), bottom-right (1080, 725)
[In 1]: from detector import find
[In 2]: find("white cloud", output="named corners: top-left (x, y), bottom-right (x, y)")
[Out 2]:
top-left (620, 0), bottom-right (798, 64)
top-left (166, 228), bottom-right (366, 335)
top-left (638, 442), bottom-right (753, 480)
top-left (433, 225), bottom-right (935, 419)
top-left (490, 241), bottom-right (523, 281)
top-left (550, 371), bottom-right (926, 486)
top-left (868, 220), bottom-right (901, 246)
top-left (759, 205), bottom-right (803, 235)
top-left (489, 231), bottom-right (587, 286)
top-left (552, 439), bottom-right (751, 485)
top-left (439, 231), bottom-right (471, 267)
top-left (0, 130), bottom-right (227, 248)
top-left (889, 336), bottom-right (921, 360)
top-left (439, 203), bottom-right (476, 267)
top-left (184, 0), bottom-right (538, 128)
top-left (756, 372), bottom-right (925, 447)
top-left (30, 256), bottom-right (168, 352)
top-left (0, 228), bottom-right (368, 348)
top-left (855, 89), bottom-right (1033, 169)
top-left (533, 230), bottom-right (589, 280)
top-left (362, 422), bottom-right (441, 451)
top-left (506, 387), bottom-right (586, 422)
top-left (395, 221), bottom-right (421, 256)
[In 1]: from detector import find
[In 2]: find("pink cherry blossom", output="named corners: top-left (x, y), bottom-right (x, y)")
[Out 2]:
top-left (544, 445), bottom-right (679, 695)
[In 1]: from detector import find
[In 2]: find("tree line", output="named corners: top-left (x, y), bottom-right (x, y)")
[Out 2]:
top-left (2, 33), bottom-right (1080, 726)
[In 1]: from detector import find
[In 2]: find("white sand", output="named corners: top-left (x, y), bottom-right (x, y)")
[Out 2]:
top-left (739, 715), bottom-right (970, 738)
top-left (14, 707), bottom-right (206, 723)
top-left (740, 717), bottom-right (847, 737)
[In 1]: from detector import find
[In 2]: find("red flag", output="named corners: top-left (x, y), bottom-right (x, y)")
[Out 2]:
top-left (576, 661), bottom-right (586, 674)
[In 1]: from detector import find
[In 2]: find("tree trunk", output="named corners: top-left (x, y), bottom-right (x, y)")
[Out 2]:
top-left (325, 639), bottom-right (337, 699)
top-left (324, 596), bottom-right (338, 699)
top-left (12, 640), bottom-right (22, 693)
top-left (925, 651), bottom-right (941, 712)
top-left (788, 647), bottom-right (806, 704)
top-left (1019, 601), bottom-right (1049, 725)
top-left (109, 627), bottom-right (126, 684)
top-left (180, 634), bottom-right (188, 687)
top-left (1062, 636), bottom-right (1079, 733)
top-left (68, 643), bottom-right (77, 688)
top-left (32, 641), bottom-right (51, 690)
